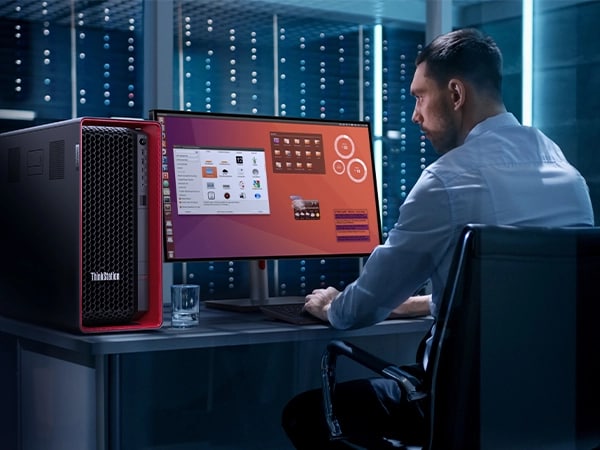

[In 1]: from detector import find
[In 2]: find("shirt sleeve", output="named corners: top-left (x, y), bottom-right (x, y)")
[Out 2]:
top-left (327, 169), bottom-right (455, 329)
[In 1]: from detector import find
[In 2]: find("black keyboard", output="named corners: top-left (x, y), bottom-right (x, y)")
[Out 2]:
top-left (260, 303), bottom-right (325, 325)
top-left (260, 301), bottom-right (429, 325)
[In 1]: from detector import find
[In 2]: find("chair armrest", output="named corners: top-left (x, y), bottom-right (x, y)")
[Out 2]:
top-left (321, 339), bottom-right (427, 439)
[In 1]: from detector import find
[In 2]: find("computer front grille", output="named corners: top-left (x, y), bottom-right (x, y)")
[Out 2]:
top-left (81, 125), bottom-right (138, 326)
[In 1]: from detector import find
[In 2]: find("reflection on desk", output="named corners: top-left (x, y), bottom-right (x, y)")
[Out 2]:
top-left (0, 304), bottom-right (434, 355)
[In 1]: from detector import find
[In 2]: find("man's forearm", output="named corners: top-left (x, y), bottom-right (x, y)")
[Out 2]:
top-left (389, 295), bottom-right (432, 317)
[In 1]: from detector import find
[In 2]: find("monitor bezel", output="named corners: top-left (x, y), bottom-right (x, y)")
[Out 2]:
top-left (149, 109), bottom-right (383, 263)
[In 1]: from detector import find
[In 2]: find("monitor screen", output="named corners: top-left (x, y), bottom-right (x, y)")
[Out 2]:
top-left (150, 110), bottom-right (382, 263)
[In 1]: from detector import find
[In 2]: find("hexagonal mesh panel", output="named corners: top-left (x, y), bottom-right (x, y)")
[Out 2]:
top-left (81, 126), bottom-right (138, 326)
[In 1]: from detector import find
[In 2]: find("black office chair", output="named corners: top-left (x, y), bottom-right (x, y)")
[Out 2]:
top-left (322, 224), bottom-right (600, 450)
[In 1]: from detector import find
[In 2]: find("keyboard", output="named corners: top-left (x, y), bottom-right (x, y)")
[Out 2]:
top-left (260, 302), bottom-right (325, 325)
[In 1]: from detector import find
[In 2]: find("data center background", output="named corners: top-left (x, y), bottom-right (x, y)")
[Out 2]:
top-left (1, 0), bottom-right (599, 301)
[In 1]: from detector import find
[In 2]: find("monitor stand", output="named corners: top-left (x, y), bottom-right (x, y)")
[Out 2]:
top-left (203, 259), bottom-right (306, 312)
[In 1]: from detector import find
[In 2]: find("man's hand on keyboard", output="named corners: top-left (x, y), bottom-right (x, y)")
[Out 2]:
top-left (303, 287), bottom-right (340, 322)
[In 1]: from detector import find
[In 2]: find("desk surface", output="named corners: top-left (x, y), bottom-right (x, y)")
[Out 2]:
top-left (0, 305), bottom-right (433, 356)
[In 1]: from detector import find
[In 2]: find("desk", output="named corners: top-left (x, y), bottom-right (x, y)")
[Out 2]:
top-left (0, 307), bottom-right (433, 450)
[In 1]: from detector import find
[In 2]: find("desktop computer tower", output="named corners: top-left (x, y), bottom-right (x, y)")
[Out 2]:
top-left (0, 117), bottom-right (163, 333)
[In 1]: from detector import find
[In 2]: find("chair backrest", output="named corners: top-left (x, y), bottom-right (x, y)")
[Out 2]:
top-left (426, 224), bottom-right (600, 450)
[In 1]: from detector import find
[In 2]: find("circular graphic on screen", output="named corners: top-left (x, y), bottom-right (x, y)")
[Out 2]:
top-left (332, 159), bottom-right (346, 175)
top-left (334, 134), bottom-right (355, 159)
top-left (347, 158), bottom-right (368, 183)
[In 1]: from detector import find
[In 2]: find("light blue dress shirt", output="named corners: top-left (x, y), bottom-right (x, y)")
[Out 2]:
top-left (328, 113), bottom-right (594, 331)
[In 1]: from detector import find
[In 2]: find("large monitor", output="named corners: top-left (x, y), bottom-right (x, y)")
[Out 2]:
top-left (150, 110), bottom-right (382, 309)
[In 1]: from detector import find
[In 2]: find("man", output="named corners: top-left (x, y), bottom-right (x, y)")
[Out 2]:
top-left (281, 28), bottom-right (594, 449)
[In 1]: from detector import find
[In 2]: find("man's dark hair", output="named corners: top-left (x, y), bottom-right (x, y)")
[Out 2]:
top-left (415, 28), bottom-right (503, 100)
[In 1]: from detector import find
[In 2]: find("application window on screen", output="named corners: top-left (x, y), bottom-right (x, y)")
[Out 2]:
top-left (173, 146), bottom-right (271, 215)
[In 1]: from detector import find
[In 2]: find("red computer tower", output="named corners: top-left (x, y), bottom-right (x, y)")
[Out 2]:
top-left (0, 117), bottom-right (162, 332)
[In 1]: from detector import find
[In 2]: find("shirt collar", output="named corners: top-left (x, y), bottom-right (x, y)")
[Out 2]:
top-left (464, 112), bottom-right (520, 143)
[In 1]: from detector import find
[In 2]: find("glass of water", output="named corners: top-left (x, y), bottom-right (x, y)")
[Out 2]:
top-left (170, 284), bottom-right (200, 328)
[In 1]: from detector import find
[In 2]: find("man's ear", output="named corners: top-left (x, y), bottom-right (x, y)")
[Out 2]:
top-left (448, 78), bottom-right (466, 110)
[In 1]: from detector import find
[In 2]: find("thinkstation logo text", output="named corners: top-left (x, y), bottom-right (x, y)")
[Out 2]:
top-left (90, 272), bottom-right (121, 281)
